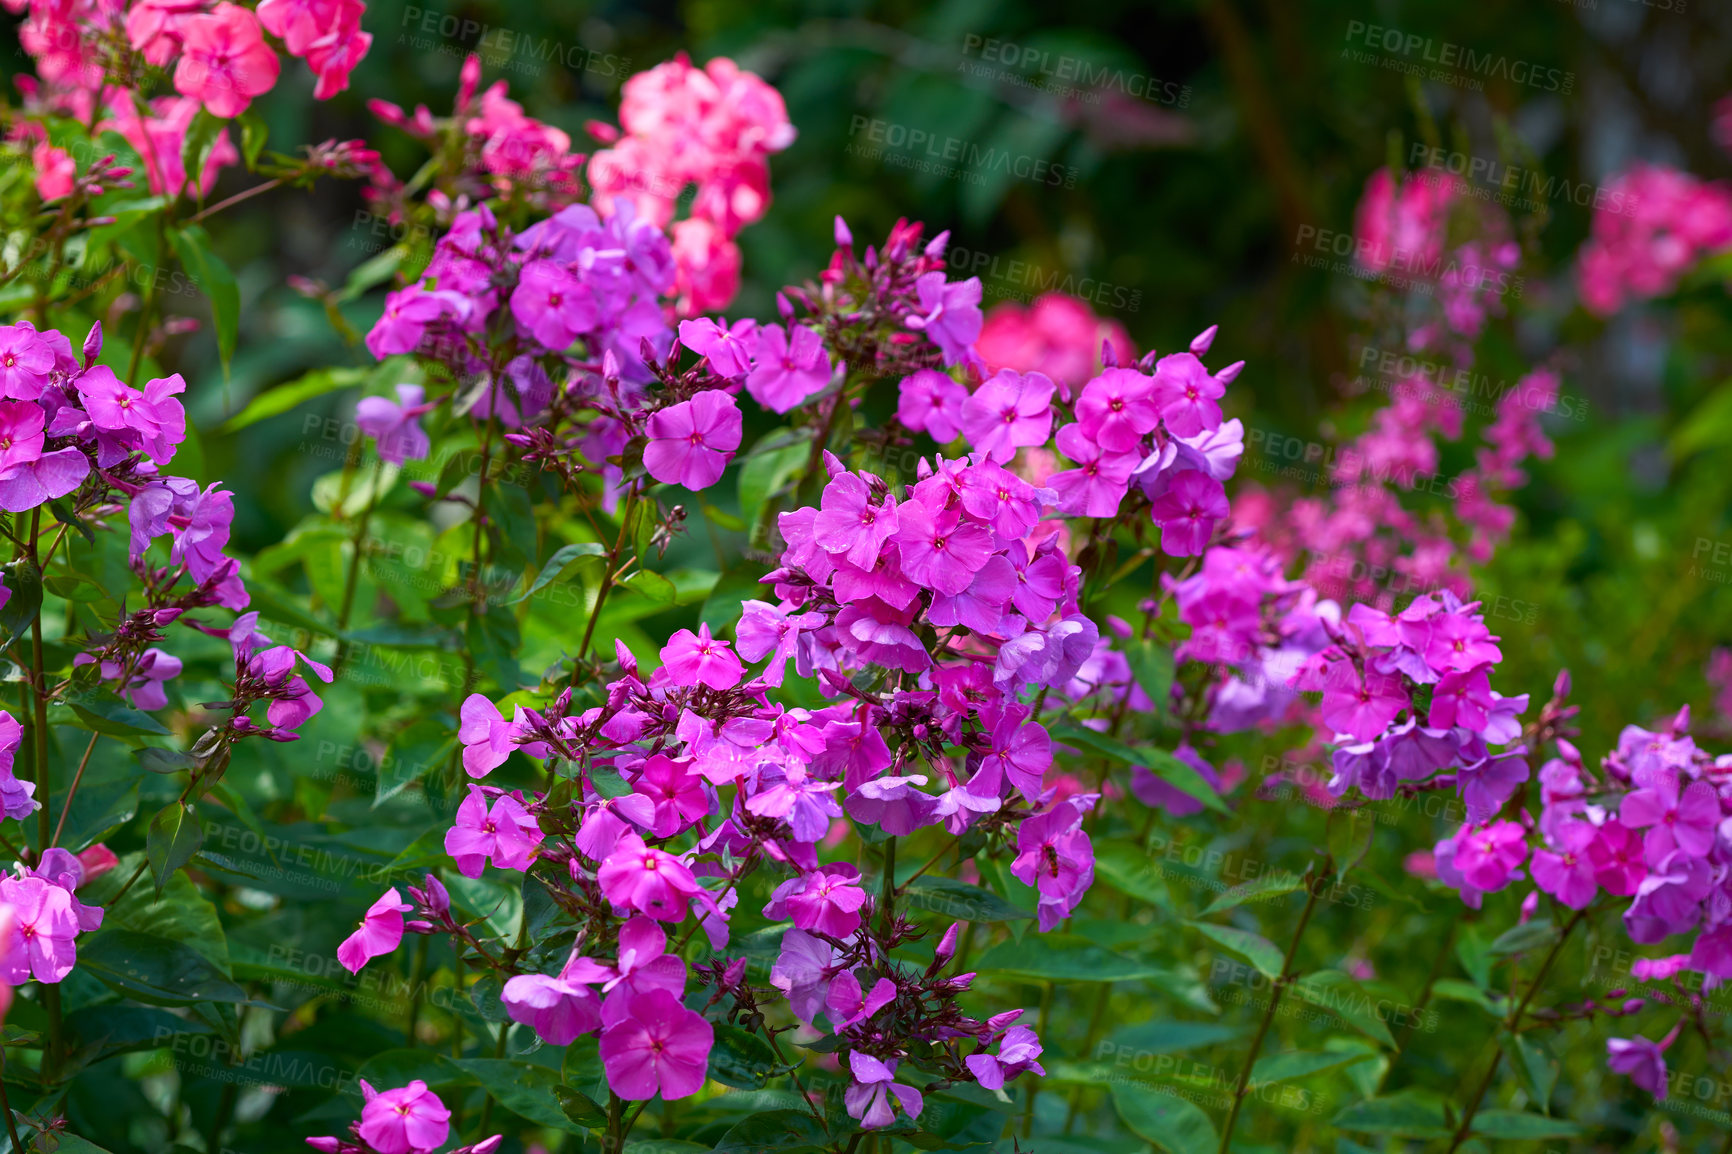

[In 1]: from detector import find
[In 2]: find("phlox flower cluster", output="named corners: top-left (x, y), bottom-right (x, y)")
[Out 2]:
top-left (1577, 164), bottom-right (1732, 316)
top-left (1415, 688), bottom-right (1732, 1104)
top-left (586, 53), bottom-right (796, 314)
top-left (5, 0), bottom-right (371, 199)
top-left (1289, 591), bottom-right (1529, 816)
top-left (368, 54), bottom-right (584, 212)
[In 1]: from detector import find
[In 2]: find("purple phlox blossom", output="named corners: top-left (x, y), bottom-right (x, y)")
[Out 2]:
top-left (659, 623), bottom-right (744, 690)
top-left (445, 784), bottom-right (543, 877)
top-left (1607, 1026), bottom-right (1679, 1100)
top-left (903, 271), bottom-right (982, 368)
top-left (632, 754), bottom-right (710, 838)
top-left (0, 711), bottom-right (37, 820)
top-left (1530, 818), bottom-right (1599, 910)
top-left (29, 847), bottom-right (104, 932)
top-left (813, 470), bottom-right (900, 571)
top-left (1621, 774), bottom-right (1720, 864)
top-left (458, 694), bottom-right (552, 778)
top-left (770, 927), bottom-right (840, 1024)
top-left (766, 863), bottom-right (868, 938)
top-left (1010, 798), bottom-right (1094, 930)
top-left (1130, 745), bottom-right (1223, 816)
top-left (735, 600), bottom-right (825, 687)
top-left (0, 324), bottom-right (53, 399)
top-left (678, 316), bottom-right (758, 379)
top-left (1450, 820), bottom-right (1528, 892)
top-left (843, 1051), bottom-right (924, 1130)
top-left (847, 773), bottom-right (937, 836)
top-left (596, 833), bottom-right (703, 921)
top-left (960, 369), bottom-right (1055, 464)
top-left (966, 1024), bottom-right (1046, 1090)
top-left (897, 368), bottom-right (969, 442)
top-left (1456, 750), bottom-right (1529, 824)
top-left (355, 384), bottom-right (433, 464)
top-left (746, 322), bottom-right (832, 413)
top-left (826, 969), bottom-right (897, 1032)
top-left (0, 873), bottom-right (78, 983)
top-left (1151, 351), bottom-right (1224, 436)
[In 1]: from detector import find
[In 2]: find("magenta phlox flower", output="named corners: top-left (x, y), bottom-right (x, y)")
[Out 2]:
top-left (843, 1051), bottom-right (924, 1129)
top-left (337, 887), bottom-right (411, 973)
top-left (358, 1079), bottom-right (451, 1154)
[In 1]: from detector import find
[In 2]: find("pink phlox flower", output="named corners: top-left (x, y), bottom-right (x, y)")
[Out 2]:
top-left (337, 887), bottom-right (411, 973)
top-left (965, 1025), bottom-right (1046, 1090)
top-left (903, 272), bottom-right (982, 367)
top-left (1450, 820), bottom-right (1528, 892)
top-left (597, 833), bottom-right (703, 921)
top-left (357, 1080), bottom-right (450, 1154)
top-left (445, 785), bottom-right (543, 878)
top-left (746, 322), bottom-right (831, 413)
top-left (897, 369), bottom-right (969, 442)
top-left (173, 3), bottom-right (281, 118)
top-left (598, 987), bottom-right (714, 1101)
top-left (960, 369), bottom-right (1055, 464)
top-left (643, 389), bottom-right (742, 491)
top-left (632, 754), bottom-right (711, 837)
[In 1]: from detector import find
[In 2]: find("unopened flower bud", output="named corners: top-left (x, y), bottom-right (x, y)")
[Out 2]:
top-left (1553, 669), bottom-right (1571, 699)
top-left (305, 1140), bottom-right (342, 1152)
top-left (723, 957), bottom-right (748, 987)
top-left (1100, 337), bottom-right (1118, 368)
top-left (76, 843), bottom-right (118, 883)
top-left (1190, 324), bottom-right (1217, 355)
top-left (934, 922), bottom-right (961, 964)
top-left (421, 872), bottom-right (449, 915)
top-left (1215, 360), bottom-right (1246, 385)
top-left (405, 920), bottom-right (436, 934)
top-left (925, 229), bottom-right (949, 259)
top-left (83, 321), bottom-right (102, 366)
top-left (834, 215), bottom-right (853, 249)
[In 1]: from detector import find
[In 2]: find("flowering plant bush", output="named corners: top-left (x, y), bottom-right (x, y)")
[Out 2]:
top-left (0, 2), bottom-right (1730, 1152)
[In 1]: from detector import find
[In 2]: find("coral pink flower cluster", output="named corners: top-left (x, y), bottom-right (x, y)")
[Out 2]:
top-left (587, 54), bottom-right (797, 314)
top-left (975, 292), bottom-right (1134, 394)
top-left (5, 0), bottom-right (370, 199)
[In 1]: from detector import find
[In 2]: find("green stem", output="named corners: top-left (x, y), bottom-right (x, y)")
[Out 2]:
top-left (405, 933), bottom-right (430, 1044)
top-left (1021, 980), bottom-right (1055, 1139)
top-left (1444, 908), bottom-right (1587, 1153)
top-left (1217, 856), bottom-right (1330, 1154)
top-left (0, 1049), bottom-right (24, 1153)
top-left (574, 486), bottom-right (637, 672)
top-left (48, 732), bottom-right (99, 848)
top-left (475, 1024), bottom-right (509, 1136)
top-left (334, 457), bottom-right (386, 676)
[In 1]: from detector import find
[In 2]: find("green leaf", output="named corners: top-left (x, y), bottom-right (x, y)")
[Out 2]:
top-left (237, 110), bottom-right (268, 169)
top-left (1106, 1021), bottom-right (1244, 1056)
top-left (901, 875), bottom-right (1034, 922)
top-left (973, 934), bottom-right (1166, 982)
top-left (1051, 726), bottom-right (1227, 813)
top-left (146, 801), bottom-right (203, 893)
top-left (179, 109), bottom-right (225, 200)
top-left (376, 719), bottom-right (453, 806)
top-left (452, 1058), bottom-right (593, 1135)
top-left (1672, 379), bottom-right (1732, 458)
top-left (220, 366), bottom-right (369, 433)
top-left (1125, 639), bottom-right (1175, 719)
top-left (1499, 1031), bottom-right (1559, 1115)
top-left (708, 1022), bottom-right (784, 1089)
top-left (712, 1109), bottom-right (828, 1152)
top-left (1110, 1082), bottom-right (1218, 1154)
top-left (1327, 807), bottom-right (1377, 882)
top-left (1249, 1049), bottom-right (1373, 1088)
top-left (621, 568), bottom-right (677, 605)
top-left (699, 568), bottom-right (768, 635)
top-left (1471, 1110), bottom-right (1579, 1139)
top-left (312, 462), bottom-right (399, 517)
top-left (701, 502), bottom-right (746, 532)
top-left (1431, 978), bottom-right (1503, 1018)
top-left (1488, 918), bottom-right (1557, 957)
top-left (79, 929), bottom-right (254, 1007)
top-left (588, 764), bottom-right (634, 799)
top-left (1092, 841), bottom-right (1172, 911)
top-left (1290, 970), bottom-right (1399, 1047)
top-left (1202, 870), bottom-right (1305, 914)
top-left (357, 1049), bottom-right (465, 1091)
top-left (738, 437), bottom-right (807, 520)
top-left (0, 559), bottom-right (43, 655)
top-left (552, 1084), bottom-right (606, 1127)
top-left (63, 687), bottom-right (171, 736)
top-left (1331, 1093), bottom-right (1451, 1138)
top-left (169, 224), bottom-right (240, 376)
top-left (51, 777), bottom-right (138, 853)
top-left (1188, 921), bottom-right (1284, 978)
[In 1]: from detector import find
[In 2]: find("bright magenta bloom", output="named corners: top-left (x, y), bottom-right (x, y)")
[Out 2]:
top-left (0, 875), bottom-right (78, 983)
top-left (337, 887), bottom-right (411, 973)
top-left (643, 390), bottom-right (742, 491)
top-left (445, 786), bottom-right (543, 877)
top-left (658, 623), bottom-right (743, 690)
top-left (598, 988), bottom-right (714, 1100)
top-left (357, 1079), bottom-right (450, 1154)
top-left (597, 833), bottom-right (702, 921)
